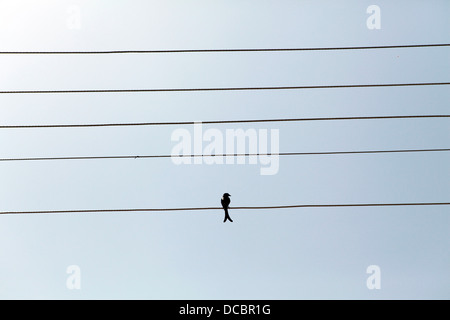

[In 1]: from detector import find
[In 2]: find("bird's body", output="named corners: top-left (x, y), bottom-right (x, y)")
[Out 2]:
top-left (221, 193), bottom-right (233, 222)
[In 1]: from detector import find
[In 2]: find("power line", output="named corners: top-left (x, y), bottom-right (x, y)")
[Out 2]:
top-left (1, 202), bottom-right (449, 215)
top-left (1, 43), bottom-right (449, 55)
top-left (1, 149), bottom-right (449, 162)
top-left (1, 82), bottom-right (449, 95)
top-left (1, 115), bottom-right (449, 129)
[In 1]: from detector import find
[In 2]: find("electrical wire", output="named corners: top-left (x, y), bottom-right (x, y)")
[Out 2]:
top-left (1, 115), bottom-right (449, 129)
top-left (1, 148), bottom-right (449, 162)
top-left (1, 43), bottom-right (449, 55)
top-left (1, 202), bottom-right (449, 215)
top-left (1, 82), bottom-right (449, 94)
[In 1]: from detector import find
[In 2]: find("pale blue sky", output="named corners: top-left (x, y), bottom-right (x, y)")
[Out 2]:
top-left (0, 0), bottom-right (449, 299)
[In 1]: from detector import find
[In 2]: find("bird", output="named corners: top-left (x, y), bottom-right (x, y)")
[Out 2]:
top-left (221, 193), bottom-right (233, 223)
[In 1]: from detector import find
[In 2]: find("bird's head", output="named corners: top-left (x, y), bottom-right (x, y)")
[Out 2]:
top-left (223, 193), bottom-right (231, 197)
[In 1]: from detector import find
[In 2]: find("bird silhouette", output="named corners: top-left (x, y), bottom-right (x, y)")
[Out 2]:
top-left (221, 193), bottom-right (233, 223)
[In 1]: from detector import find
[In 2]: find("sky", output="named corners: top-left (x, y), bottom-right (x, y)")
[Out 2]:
top-left (0, 0), bottom-right (449, 299)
